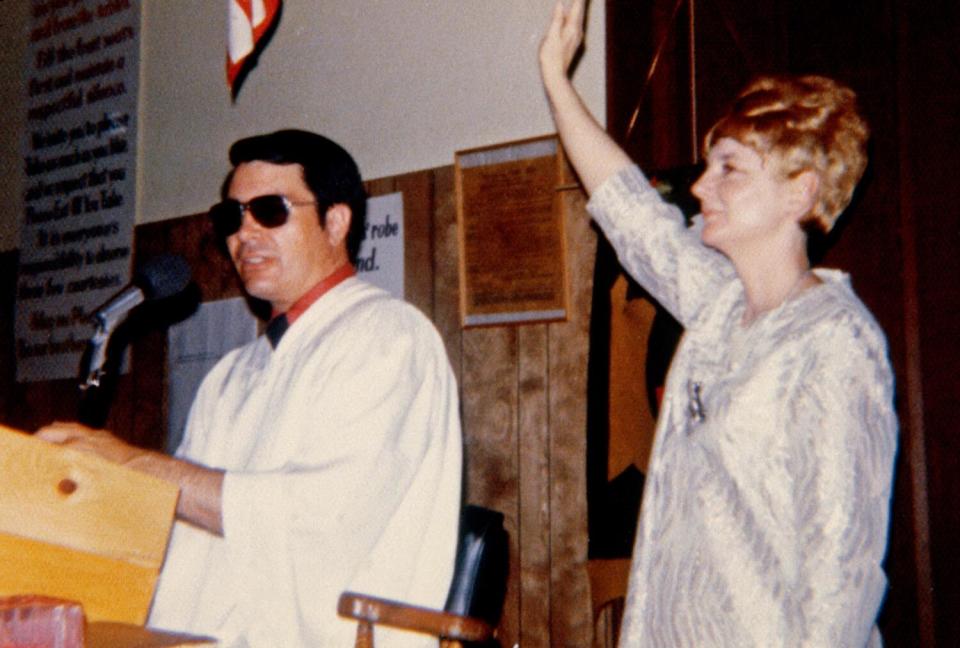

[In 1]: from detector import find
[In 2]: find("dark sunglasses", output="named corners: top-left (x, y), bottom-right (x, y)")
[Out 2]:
top-left (208, 194), bottom-right (320, 238)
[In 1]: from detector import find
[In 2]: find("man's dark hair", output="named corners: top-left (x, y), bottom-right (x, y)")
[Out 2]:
top-left (226, 129), bottom-right (368, 263)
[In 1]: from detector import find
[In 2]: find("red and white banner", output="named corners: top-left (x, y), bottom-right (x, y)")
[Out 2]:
top-left (227, 0), bottom-right (281, 89)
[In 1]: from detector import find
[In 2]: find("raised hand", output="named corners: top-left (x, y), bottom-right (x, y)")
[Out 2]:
top-left (539, 0), bottom-right (586, 86)
top-left (536, 0), bottom-right (631, 194)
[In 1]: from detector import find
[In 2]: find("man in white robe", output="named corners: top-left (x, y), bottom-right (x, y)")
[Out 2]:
top-left (39, 130), bottom-right (463, 647)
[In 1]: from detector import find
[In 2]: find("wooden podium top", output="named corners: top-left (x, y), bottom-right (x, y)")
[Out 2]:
top-left (0, 424), bottom-right (179, 625)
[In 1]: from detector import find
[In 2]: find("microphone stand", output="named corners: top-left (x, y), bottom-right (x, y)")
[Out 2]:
top-left (80, 290), bottom-right (143, 391)
top-left (81, 321), bottom-right (111, 391)
top-left (77, 301), bottom-right (140, 427)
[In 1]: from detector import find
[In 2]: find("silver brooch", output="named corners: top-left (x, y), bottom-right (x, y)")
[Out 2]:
top-left (687, 380), bottom-right (705, 424)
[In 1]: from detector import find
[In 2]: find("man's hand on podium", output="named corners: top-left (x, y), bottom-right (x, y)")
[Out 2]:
top-left (35, 421), bottom-right (225, 537)
top-left (36, 421), bottom-right (145, 467)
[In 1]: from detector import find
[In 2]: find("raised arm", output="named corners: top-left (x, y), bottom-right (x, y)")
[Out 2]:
top-left (539, 0), bottom-right (633, 194)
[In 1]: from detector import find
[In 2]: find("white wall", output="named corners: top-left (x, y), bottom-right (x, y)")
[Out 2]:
top-left (0, 1), bottom-right (605, 250)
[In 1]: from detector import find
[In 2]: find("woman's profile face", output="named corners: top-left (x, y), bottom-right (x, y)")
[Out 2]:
top-left (692, 137), bottom-right (799, 258)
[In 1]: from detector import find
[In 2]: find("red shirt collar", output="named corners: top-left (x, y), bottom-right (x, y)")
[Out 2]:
top-left (271, 263), bottom-right (356, 326)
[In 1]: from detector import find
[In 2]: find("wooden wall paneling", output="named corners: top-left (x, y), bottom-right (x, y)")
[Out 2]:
top-left (460, 325), bottom-right (521, 645)
top-left (429, 166), bottom-right (463, 378)
top-left (548, 178), bottom-right (595, 646)
top-left (427, 163), bottom-right (550, 646)
top-left (399, 170), bottom-right (435, 318)
top-left (517, 324), bottom-right (551, 648)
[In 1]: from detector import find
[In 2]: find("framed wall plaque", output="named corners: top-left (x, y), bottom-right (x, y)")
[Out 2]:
top-left (455, 135), bottom-right (568, 327)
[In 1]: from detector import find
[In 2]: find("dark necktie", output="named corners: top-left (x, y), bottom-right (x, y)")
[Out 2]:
top-left (265, 314), bottom-right (289, 349)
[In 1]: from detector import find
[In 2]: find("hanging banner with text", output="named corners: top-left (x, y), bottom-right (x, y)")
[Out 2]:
top-left (16, 0), bottom-right (141, 383)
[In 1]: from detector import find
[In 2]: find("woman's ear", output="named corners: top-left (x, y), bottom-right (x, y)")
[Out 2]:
top-left (324, 204), bottom-right (352, 247)
top-left (788, 170), bottom-right (820, 222)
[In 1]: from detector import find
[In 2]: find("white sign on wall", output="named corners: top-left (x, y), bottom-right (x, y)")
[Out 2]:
top-left (356, 192), bottom-right (404, 299)
top-left (16, 0), bottom-right (141, 382)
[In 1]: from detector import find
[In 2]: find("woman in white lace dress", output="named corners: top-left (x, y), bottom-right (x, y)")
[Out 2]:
top-left (539, 2), bottom-right (898, 646)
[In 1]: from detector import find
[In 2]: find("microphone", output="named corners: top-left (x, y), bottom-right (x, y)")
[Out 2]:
top-left (81, 254), bottom-right (191, 389)
top-left (93, 254), bottom-right (192, 329)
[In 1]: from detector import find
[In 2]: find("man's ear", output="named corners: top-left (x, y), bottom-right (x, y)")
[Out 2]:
top-left (787, 170), bottom-right (820, 222)
top-left (324, 204), bottom-right (352, 246)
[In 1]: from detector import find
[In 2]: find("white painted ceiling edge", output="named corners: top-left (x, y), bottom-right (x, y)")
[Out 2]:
top-left (0, 1), bottom-right (605, 250)
top-left (136, 0), bottom-right (606, 224)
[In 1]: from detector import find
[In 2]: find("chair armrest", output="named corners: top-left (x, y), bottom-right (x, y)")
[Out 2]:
top-left (337, 591), bottom-right (494, 642)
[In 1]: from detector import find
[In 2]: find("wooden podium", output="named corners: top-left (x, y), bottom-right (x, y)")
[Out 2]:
top-left (0, 424), bottom-right (216, 645)
top-left (0, 423), bottom-right (177, 623)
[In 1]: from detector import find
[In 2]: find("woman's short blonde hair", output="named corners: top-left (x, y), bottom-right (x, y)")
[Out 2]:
top-left (704, 75), bottom-right (869, 233)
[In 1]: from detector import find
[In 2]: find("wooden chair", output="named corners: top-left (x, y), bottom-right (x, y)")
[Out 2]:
top-left (338, 504), bottom-right (509, 648)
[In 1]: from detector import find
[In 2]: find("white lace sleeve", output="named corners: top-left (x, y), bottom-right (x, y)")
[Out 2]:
top-left (781, 314), bottom-right (897, 646)
top-left (587, 165), bottom-right (735, 327)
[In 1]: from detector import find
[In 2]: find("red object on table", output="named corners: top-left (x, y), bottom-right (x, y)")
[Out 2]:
top-left (0, 595), bottom-right (86, 648)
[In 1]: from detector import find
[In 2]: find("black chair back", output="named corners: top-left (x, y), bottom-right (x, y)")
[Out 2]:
top-left (443, 505), bottom-right (509, 629)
